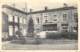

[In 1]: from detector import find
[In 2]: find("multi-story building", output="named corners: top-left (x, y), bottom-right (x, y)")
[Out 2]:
top-left (2, 5), bottom-right (27, 39)
top-left (27, 6), bottom-right (78, 34)
top-left (2, 5), bottom-right (78, 39)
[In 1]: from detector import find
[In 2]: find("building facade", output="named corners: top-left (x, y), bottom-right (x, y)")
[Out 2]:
top-left (27, 6), bottom-right (78, 34)
top-left (2, 5), bottom-right (27, 39)
top-left (2, 5), bottom-right (78, 39)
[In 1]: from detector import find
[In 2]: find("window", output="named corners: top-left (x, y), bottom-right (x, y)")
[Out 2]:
top-left (43, 24), bottom-right (57, 31)
top-left (63, 14), bottom-right (67, 21)
top-left (44, 13), bottom-right (48, 22)
top-left (9, 26), bottom-right (13, 36)
top-left (62, 27), bottom-right (68, 29)
top-left (24, 19), bottom-right (26, 24)
top-left (44, 15), bottom-right (48, 21)
top-left (74, 13), bottom-right (78, 22)
top-left (8, 15), bottom-right (13, 22)
top-left (15, 26), bottom-right (18, 32)
top-left (74, 13), bottom-right (78, 17)
top-left (62, 24), bottom-right (68, 32)
top-left (44, 15), bottom-right (48, 17)
top-left (53, 15), bottom-right (57, 21)
top-left (54, 15), bottom-right (57, 17)
top-left (45, 20), bottom-right (48, 23)
top-left (14, 16), bottom-right (18, 23)
top-left (74, 27), bottom-right (78, 31)
top-left (54, 19), bottom-right (57, 21)
top-left (62, 29), bottom-right (68, 32)
top-left (37, 18), bottom-right (39, 23)
top-left (20, 17), bottom-right (23, 23)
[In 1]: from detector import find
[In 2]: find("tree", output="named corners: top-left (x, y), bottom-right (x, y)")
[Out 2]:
top-left (27, 17), bottom-right (34, 37)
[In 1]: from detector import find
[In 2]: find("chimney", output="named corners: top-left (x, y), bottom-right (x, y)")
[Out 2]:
top-left (63, 3), bottom-right (68, 7)
top-left (44, 6), bottom-right (48, 10)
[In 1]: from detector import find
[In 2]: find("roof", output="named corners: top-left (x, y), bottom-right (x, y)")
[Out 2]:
top-left (2, 5), bottom-right (27, 15)
top-left (2, 5), bottom-right (77, 15)
top-left (27, 7), bottom-right (77, 14)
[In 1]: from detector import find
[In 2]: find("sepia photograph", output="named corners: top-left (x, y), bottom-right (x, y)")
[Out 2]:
top-left (1, 0), bottom-right (78, 50)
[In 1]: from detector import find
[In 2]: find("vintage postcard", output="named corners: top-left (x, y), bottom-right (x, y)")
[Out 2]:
top-left (0, 0), bottom-right (79, 52)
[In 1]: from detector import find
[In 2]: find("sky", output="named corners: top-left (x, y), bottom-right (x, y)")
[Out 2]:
top-left (1, 0), bottom-right (77, 12)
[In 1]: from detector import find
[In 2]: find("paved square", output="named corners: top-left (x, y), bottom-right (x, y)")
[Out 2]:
top-left (2, 39), bottom-right (78, 50)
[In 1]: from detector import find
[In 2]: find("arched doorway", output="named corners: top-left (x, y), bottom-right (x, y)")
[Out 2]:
top-left (27, 17), bottom-right (34, 37)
